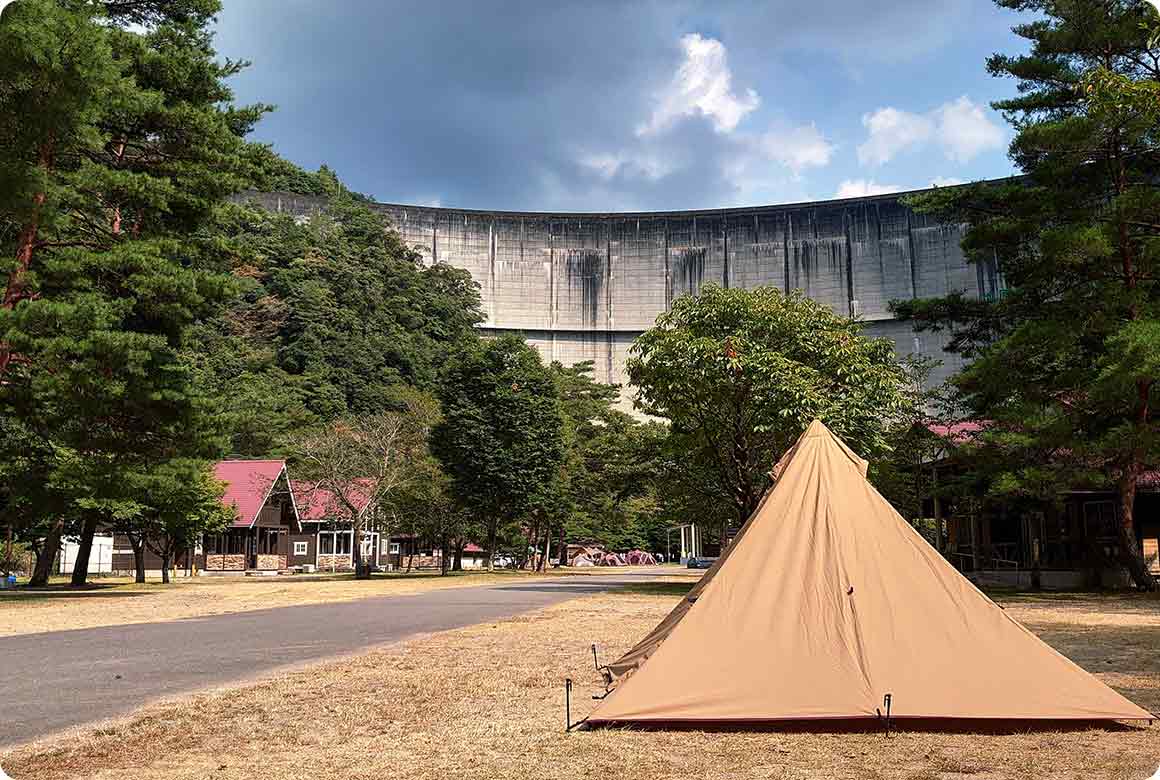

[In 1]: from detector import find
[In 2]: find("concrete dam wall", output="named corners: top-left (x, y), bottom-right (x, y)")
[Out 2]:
top-left (248, 190), bottom-right (1000, 401)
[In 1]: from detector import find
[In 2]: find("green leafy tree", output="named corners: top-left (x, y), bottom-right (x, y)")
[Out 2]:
top-left (0, 0), bottom-right (266, 583)
top-left (187, 188), bottom-right (482, 455)
top-left (431, 335), bottom-right (566, 571)
top-left (897, 0), bottom-right (1160, 589)
top-left (388, 457), bottom-right (472, 575)
top-left (628, 285), bottom-right (913, 530)
top-left (136, 460), bottom-right (232, 584)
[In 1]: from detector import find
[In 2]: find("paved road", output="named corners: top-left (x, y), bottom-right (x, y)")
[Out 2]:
top-left (0, 571), bottom-right (683, 748)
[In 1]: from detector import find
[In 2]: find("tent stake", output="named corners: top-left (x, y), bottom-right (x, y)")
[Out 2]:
top-left (565, 678), bottom-right (572, 731)
top-left (882, 693), bottom-right (892, 737)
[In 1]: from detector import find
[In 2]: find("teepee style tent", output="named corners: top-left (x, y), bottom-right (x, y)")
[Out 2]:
top-left (588, 421), bottom-right (1152, 727)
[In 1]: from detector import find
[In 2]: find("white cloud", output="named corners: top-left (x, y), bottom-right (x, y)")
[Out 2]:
top-left (930, 176), bottom-right (964, 187)
top-left (934, 96), bottom-right (1006, 163)
top-left (857, 97), bottom-right (1004, 166)
top-left (749, 122), bottom-right (835, 174)
top-left (857, 107), bottom-right (934, 167)
top-left (835, 179), bottom-right (903, 198)
top-left (638, 33), bottom-right (760, 136)
top-left (719, 123), bottom-right (835, 203)
top-left (578, 150), bottom-right (673, 182)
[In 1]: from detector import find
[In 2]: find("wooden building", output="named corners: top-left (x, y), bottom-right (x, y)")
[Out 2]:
top-left (924, 423), bottom-right (1160, 587)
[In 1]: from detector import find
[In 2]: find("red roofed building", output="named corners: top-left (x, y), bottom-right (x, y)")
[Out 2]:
top-left (107, 461), bottom-right (488, 577)
top-left (201, 460), bottom-right (300, 572)
top-left (288, 480), bottom-right (392, 572)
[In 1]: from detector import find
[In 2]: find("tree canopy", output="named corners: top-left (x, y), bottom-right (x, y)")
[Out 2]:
top-left (0, 0), bottom-right (266, 583)
top-left (431, 335), bottom-right (566, 569)
top-left (628, 284), bottom-right (913, 529)
top-left (186, 190), bottom-right (482, 456)
top-left (896, 0), bottom-right (1160, 589)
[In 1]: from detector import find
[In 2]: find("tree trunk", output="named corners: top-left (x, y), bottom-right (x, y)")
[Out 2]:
top-left (3, 522), bottom-right (12, 576)
top-left (440, 533), bottom-right (450, 576)
top-left (352, 524), bottom-right (370, 579)
top-left (453, 539), bottom-right (463, 572)
top-left (556, 524), bottom-right (567, 567)
top-left (538, 524), bottom-right (550, 571)
top-left (485, 520), bottom-right (497, 572)
top-left (70, 514), bottom-right (100, 586)
top-left (129, 533), bottom-right (146, 583)
top-left (1118, 472), bottom-right (1157, 591)
top-left (521, 520), bottom-right (538, 571)
top-left (29, 519), bottom-right (64, 587)
top-left (1, 139), bottom-right (52, 378)
top-left (160, 549), bottom-right (171, 584)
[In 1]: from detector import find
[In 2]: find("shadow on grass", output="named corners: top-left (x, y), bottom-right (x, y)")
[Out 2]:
top-left (612, 581), bottom-right (696, 597)
top-left (0, 589), bottom-right (152, 603)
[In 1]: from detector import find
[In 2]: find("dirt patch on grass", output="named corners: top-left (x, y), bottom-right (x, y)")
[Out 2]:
top-left (0, 567), bottom-right (663, 637)
top-left (2, 585), bottom-right (1156, 780)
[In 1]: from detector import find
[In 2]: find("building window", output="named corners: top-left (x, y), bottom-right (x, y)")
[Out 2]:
top-left (1083, 501), bottom-right (1117, 538)
top-left (257, 527), bottom-right (281, 555)
top-left (318, 531), bottom-right (352, 556)
top-left (389, 542), bottom-right (400, 555)
top-left (206, 533), bottom-right (245, 555)
top-left (293, 541), bottom-right (308, 557)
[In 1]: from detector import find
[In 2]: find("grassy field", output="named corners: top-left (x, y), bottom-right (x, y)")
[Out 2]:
top-left (2, 580), bottom-right (1156, 780)
top-left (0, 566), bottom-right (662, 637)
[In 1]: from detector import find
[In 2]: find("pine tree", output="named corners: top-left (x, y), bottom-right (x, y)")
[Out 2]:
top-left (0, 0), bottom-right (268, 583)
top-left (898, 0), bottom-right (1160, 589)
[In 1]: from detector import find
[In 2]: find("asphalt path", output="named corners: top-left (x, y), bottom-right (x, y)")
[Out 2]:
top-left (0, 570), bottom-right (685, 748)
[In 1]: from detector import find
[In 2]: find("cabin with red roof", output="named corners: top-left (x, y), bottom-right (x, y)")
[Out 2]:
top-left (105, 460), bottom-right (489, 577)
top-left (201, 460), bottom-right (301, 572)
top-left (289, 480), bottom-right (391, 572)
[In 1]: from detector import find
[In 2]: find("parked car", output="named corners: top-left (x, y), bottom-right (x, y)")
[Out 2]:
top-left (686, 556), bottom-right (714, 569)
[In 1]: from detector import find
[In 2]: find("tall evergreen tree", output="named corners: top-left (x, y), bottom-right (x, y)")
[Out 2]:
top-left (0, 0), bottom-right (267, 583)
top-left (898, 0), bottom-right (1160, 589)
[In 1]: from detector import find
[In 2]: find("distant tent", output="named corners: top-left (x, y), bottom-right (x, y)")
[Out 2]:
top-left (588, 420), bottom-right (1152, 728)
top-left (626, 550), bottom-right (657, 566)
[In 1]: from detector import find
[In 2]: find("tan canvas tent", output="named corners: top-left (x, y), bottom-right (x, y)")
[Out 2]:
top-left (588, 420), bottom-right (1152, 727)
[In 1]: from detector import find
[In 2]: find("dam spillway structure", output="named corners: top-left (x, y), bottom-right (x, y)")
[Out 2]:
top-left (248, 188), bottom-right (1003, 404)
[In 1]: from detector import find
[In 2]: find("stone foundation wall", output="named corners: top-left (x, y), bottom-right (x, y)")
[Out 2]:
top-left (399, 554), bottom-right (441, 570)
top-left (255, 554), bottom-right (286, 571)
top-left (317, 554), bottom-right (353, 571)
top-left (204, 554), bottom-right (246, 571)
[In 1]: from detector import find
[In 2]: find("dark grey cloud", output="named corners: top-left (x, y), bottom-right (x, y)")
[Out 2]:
top-left (213, 0), bottom-right (1014, 210)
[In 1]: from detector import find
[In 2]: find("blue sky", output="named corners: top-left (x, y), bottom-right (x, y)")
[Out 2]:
top-left (212, 1), bottom-right (1027, 211)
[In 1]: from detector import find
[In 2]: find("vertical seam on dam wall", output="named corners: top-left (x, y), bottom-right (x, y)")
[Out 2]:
top-left (722, 209), bottom-right (730, 290)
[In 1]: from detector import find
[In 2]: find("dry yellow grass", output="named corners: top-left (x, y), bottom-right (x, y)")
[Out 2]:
top-left (2, 581), bottom-right (1156, 780)
top-left (0, 567), bottom-right (649, 637)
